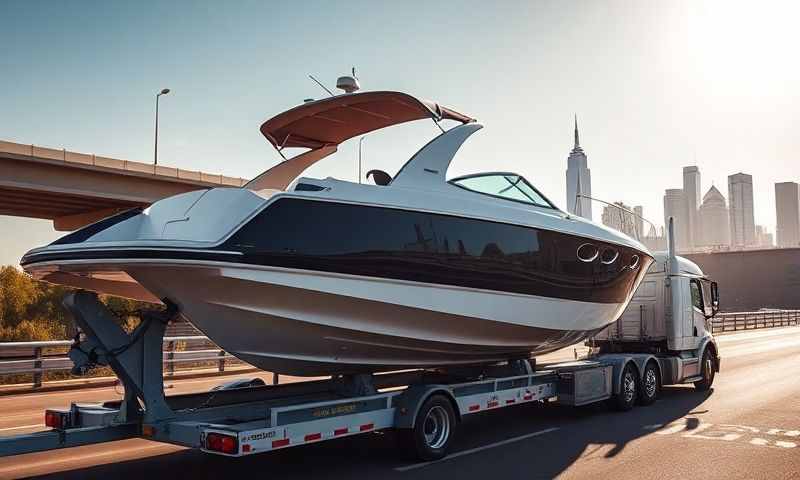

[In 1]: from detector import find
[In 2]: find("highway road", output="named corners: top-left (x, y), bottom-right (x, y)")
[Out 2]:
top-left (0, 327), bottom-right (798, 479)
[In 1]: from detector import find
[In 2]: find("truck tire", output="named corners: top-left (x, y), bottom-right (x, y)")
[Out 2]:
top-left (694, 350), bottom-right (716, 392)
top-left (639, 361), bottom-right (660, 406)
top-left (609, 363), bottom-right (638, 412)
top-left (401, 394), bottom-right (456, 461)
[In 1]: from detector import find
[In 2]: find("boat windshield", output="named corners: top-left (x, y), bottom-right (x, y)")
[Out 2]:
top-left (450, 173), bottom-right (554, 209)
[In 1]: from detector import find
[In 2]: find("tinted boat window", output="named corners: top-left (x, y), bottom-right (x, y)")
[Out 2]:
top-left (450, 174), bottom-right (553, 208)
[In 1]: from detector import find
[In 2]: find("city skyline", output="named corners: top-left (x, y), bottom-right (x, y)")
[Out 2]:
top-left (604, 164), bottom-right (795, 253)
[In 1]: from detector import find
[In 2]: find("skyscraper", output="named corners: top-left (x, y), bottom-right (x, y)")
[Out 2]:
top-left (728, 173), bottom-right (755, 247)
top-left (601, 201), bottom-right (636, 238)
top-left (664, 188), bottom-right (689, 252)
top-left (775, 182), bottom-right (800, 248)
top-left (683, 166), bottom-right (701, 249)
top-left (565, 116), bottom-right (592, 220)
top-left (698, 185), bottom-right (730, 247)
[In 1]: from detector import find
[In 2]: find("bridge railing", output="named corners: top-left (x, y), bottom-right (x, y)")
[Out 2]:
top-left (2, 310), bottom-right (798, 389)
top-left (711, 310), bottom-right (800, 334)
top-left (0, 336), bottom-right (246, 388)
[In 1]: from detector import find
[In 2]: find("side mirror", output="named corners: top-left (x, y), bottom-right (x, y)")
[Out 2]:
top-left (710, 281), bottom-right (720, 315)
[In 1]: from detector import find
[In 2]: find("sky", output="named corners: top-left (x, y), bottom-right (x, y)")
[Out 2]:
top-left (1, 0), bottom-right (799, 265)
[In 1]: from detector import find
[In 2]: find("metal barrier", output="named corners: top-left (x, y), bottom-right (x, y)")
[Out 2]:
top-left (0, 336), bottom-right (244, 388)
top-left (711, 310), bottom-right (800, 334)
top-left (2, 310), bottom-right (798, 388)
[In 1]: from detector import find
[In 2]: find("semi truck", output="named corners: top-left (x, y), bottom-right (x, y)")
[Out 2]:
top-left (0, 219), bottom-right (721, 461)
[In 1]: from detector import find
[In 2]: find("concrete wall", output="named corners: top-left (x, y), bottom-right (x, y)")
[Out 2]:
top-left (685, 248), bottom-right (800, 311)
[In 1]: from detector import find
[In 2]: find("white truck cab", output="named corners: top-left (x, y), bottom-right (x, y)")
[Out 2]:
top-left (590, 218), bottom-right (721, 392)
top-left (593, 252), bottom-right (720, 352)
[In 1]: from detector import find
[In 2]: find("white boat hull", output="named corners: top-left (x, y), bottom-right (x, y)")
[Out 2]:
top-left (109, 260), bottom-right (631, 375)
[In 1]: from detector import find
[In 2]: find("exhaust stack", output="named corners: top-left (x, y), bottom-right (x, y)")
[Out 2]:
top-left (667, 216), bottom-right (679, 275)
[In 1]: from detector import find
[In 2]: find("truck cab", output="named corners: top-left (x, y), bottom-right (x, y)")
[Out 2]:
top-left (594, 252), bottom-right (719, 350)
top-left (590, 251), bottom-right (721, 390)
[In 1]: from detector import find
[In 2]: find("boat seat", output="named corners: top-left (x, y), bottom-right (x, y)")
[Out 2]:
top-left (366, 169), bottom-right (392, 186)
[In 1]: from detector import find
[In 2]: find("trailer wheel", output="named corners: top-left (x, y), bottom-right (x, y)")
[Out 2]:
top-left (639, 361), bottom-right (660, 406)
top-left (694, 349), bottom-right (716, 392)
top-left (609, 363), bottom-right (638, 411)
top-left (402, 394), bottom-right (456, 461)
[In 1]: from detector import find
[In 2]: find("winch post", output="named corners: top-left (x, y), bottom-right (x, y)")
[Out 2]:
top-left (63, 290), bottom-right (176, 423)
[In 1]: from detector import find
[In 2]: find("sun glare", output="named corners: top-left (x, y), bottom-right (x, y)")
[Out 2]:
top-left (685, 1), bottom-right (800, 98)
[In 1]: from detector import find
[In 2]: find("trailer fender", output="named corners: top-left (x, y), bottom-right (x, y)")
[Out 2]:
top-left (393, 385), bottom-right (460, 429)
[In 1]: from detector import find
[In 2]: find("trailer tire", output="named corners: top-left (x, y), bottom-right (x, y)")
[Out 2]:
top-left (638, 361), bottom-right (660, 406)
top-left (609, 363), bottom-right (638, 412)
top-left (401, 394), bottom-right (456, 461)
top-left (694, 349), bottom-right (716, 392)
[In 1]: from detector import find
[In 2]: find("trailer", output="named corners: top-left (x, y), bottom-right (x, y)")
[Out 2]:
top-left (0, 219), bottom-right (721, 461)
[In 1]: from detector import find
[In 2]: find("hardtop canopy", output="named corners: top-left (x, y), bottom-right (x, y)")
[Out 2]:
top-left (247, 91), bottom-right (475, 192)
top-left (259, 91), bottom-right (475, 150)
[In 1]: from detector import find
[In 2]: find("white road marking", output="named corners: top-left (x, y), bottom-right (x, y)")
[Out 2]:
top-left (394, 427), bottom-right (559, 472)
top-left (646, 419), bottom-right (798, 449)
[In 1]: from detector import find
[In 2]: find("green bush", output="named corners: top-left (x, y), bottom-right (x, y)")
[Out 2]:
top-left (0, 265), bottom-right (150, 341)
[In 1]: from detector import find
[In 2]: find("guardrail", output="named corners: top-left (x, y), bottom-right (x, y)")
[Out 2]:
top-left (712, 310), bottom-right (800, 333)
top-left (2, 310), bottom-right (798, 389)
top-left (0, 336), bottom-right (245, 388)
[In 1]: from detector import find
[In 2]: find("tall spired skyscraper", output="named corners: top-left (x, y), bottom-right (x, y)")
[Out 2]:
top-left (565, 116), bottom-right (592, 220)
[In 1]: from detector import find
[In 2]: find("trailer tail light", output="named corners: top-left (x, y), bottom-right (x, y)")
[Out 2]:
top-left (206, 432), bottom-right (238, 454)
top-left (45, 410), bottom-right (68, 430)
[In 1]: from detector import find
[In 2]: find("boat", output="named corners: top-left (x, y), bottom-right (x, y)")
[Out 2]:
top-left (21, 89), bottom-right (654, 376)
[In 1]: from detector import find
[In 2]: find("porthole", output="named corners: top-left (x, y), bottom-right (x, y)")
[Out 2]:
top-left (600, 248), bottom-right (619, 265)
top-left (577, 243), bottom-right (599, 262)
top-left (629, 254), bottom-right (640, 269)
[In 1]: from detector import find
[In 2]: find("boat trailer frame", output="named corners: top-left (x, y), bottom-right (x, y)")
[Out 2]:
top-left (0, 290), bottom-right (622, 458)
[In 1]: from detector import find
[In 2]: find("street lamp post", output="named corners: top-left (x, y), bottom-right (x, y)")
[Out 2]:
top-left (154, 88), bottom-right (170, 165)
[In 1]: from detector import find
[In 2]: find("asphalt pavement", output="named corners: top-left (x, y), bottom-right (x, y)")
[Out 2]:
top-left (0, 327), bottom-right (797, 480)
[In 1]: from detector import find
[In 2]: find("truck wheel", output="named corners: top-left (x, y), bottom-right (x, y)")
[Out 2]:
top-left (639, 361), bottom-right (660, 406)
top-left (609, 363), bottom-right (638, 411)
top-left (402, 394), bottom-right (456, 461)
top-left (694, 350), bottom-right (716, 392)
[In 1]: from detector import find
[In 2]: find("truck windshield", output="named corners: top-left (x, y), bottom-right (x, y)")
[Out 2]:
top-left (450, 173), bottom-right (554, 209)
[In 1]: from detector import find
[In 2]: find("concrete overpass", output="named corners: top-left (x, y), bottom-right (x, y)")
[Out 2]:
top-left (0, 140), bottom-right (248, 230)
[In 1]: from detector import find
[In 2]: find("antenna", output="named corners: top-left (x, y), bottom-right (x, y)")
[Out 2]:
top-left (308, 75), bottom-right (335, 97)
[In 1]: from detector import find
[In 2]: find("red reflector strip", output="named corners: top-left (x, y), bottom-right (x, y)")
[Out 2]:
top-left (468, 405), bottom-right (480, 412)
top-left (487, 401), bottom-right (499, 408)
top-left (359, 423), bottom-right (374, 432)
top-left (305, 433), bottom-right (322, 442)
top-left (272, 438), bottom-right (290, 449)
top-left (506, 399), bottom-right (516, 405)
top-left (334, 428), bottom-right (348, 436)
